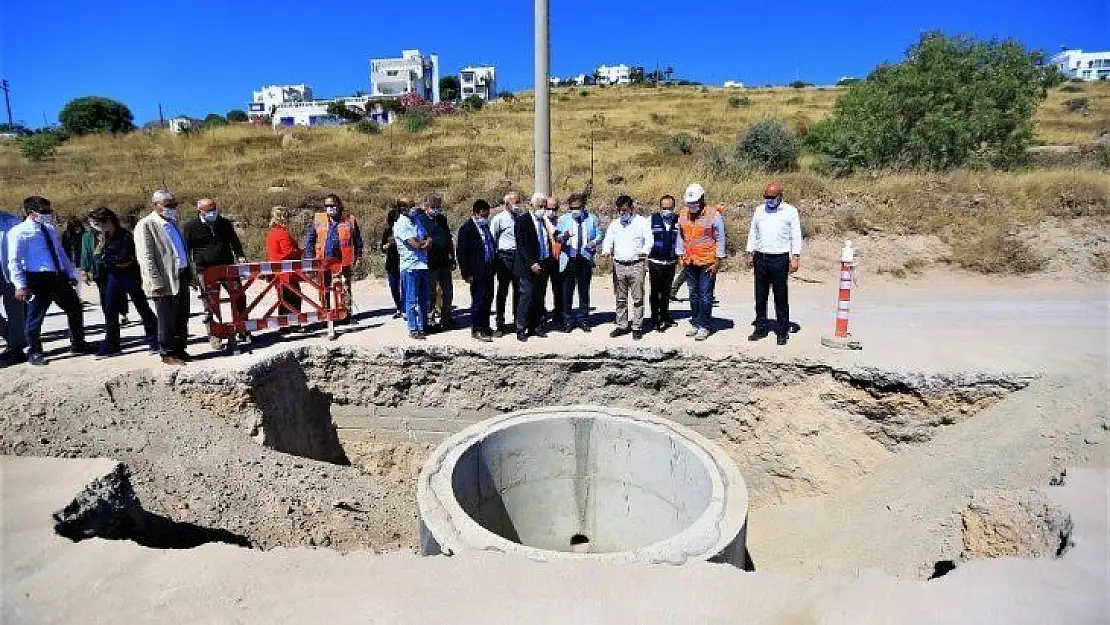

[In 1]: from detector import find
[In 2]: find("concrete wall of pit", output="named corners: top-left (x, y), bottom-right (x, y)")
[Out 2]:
top-left (417, 406), bottom-right (751, 567)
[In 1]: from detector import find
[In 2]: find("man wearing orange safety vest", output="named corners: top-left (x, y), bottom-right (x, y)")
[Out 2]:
top-left (304, 194), bottom-right (363, 322)
top-left (674, 183), bottom-right (727, 342)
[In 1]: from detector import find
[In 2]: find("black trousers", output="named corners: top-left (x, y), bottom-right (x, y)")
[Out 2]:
top-left (24, 272), bottom-right (86, 355)
top-left (494, 251), bottom-right (518, 328)
top-left (548, 261), bottom-right (564, 323)
top-left (515, 269), bottom-right (548, 332)
top-left (469, 268), bottom-right (495, 333)
top-left (153, 270), bottom-right (191, 356)
top-left (753, 252), bottom-right (790, 335)
top-left (648, 261), bottom-right (677, 324)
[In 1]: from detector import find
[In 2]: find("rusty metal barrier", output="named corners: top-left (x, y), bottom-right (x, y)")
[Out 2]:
top-left (199, 259), bottom-right (350, 346)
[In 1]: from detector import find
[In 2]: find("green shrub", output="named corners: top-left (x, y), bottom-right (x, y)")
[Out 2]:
top-left (1059, 83), bottom-right (1084, 93)
top-left (226, 109), bottom-right (249, 122)
top-left (699, 86), bottom-right (710, 94)
top-left (354, 120), bottom-right (381, 135)
top-left (786, 95), bottom-right (805, 105)
top-left (498, 91), bottom-right (516, 101)
top-left (18, 133), bottom-right (62, 162)
top-left (657, 133), bottom-right (702, 156)
top-left (727, 96), bottom-right (751, 108)
top-left (463, 94), bottom-right (485, 111)
top-left (789, 80), bottom-right (812, 89)
top-left (737, 119), bottom-right (800, 172)
top-left (401, 109), bottom-right (434, 132)
top-left (649, 112), bottom-right (668, 124)
top-left (807, 32), bottom-right (1048, 173)
top-left (579, 89), bottom-right (589, 97)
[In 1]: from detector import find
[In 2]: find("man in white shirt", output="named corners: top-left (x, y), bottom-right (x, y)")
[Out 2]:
top-left (0, 209), bottom-right (28, 365)
top-left (489, 191), bottom-right (522, 336)
top-left (135, 189), bottom-right (192, 365)
top-left (6, 196), bottom-right (92, 365)
top-left (744, 181), bottom-right (803, 345)
top-left (600, 194), bottom-right (652, 339)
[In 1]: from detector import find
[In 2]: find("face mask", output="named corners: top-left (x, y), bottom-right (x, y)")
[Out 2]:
top-left (90, 221), bottom-right (105, 232)
top-left (545, 209), bottom-right (556, 219)
top-left (572, 208), bottom-right (585, 220)
top-left (687, 204), bottom-right (702, 216)
top-left (765, 197), bottom-right (782, 211)
top-left (162, 208), bottom-right (178, 222)
top-left (326, 206), bottom-right (339, 217)
top-left (474, 217), bottom-right (488, 227)
top-left (407, 208), bottom-right (420, 218)
top-left (202, 210), bottom-right (219, 223)
top-left (619, 213), bottom-right (632, 226)
top-left (661, 208), bottom-right (675, 218)
top-left (34, 213), bottom-right (58, 228)
top-left (429, 206), bottom-right (441, 216)
top-left (533, 208), bottom-right (547, 219)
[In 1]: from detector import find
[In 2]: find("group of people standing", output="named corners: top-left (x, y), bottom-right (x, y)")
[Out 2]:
top-left (384, 181), bottom-right (803, 345)
top-left (0, 180), bottom-right (803, 367)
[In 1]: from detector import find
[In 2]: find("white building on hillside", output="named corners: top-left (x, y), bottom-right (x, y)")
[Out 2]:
top-left (168, 117), bottom-right (200, 134)
top-left (249, 84), bottom-right (313, 119)
top-left (723, 80), bottom-right (744, 89)
top-left (596, 64), bottom-right (631, 85)
top-left (270, 96), bottom-right (396, 128)
top-left (370, 49), bottom-right (440, 102)
top-left (459, 66), bottom-right (496, 101)
top-left (1049, 49), bottom-right (1110, 81)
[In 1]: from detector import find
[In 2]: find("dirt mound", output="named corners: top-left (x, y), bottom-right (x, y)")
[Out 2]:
top-left (961, 488), bottom-right (1074, 560)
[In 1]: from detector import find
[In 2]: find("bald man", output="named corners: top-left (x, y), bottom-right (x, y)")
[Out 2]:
top-left (182, 198), bottom-right (247, 350)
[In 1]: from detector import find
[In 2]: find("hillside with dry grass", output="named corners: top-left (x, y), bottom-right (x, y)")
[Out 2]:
top-left (1, 83), bottom-right (1107, 278)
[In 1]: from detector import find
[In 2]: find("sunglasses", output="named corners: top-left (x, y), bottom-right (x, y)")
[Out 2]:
top-left (163, 203), bottom-right (179, 209)
top-left (763, 196), bottom-right (780, 201)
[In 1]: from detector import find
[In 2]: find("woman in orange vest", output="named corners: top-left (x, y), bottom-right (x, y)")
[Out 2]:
top-left (265, 207), bottom-right (303, 330)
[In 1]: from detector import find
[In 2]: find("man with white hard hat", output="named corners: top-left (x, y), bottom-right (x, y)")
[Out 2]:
top-left (675, 183), bottom-right (726, 341)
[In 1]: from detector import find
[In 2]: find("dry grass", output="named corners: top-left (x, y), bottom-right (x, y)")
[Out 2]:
top-left (1, 84), bottom-right (1107, 276)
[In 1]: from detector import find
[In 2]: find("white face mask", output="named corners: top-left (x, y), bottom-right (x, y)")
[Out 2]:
top-left (325, 206), bottom-right (339, 217)
top-left (533, 208), bottom-right (547, 219)
top-left (202, 210), bottom-right (219, 223)
top-left (661, 208), bottom-right (675, 217)
top-left (162, 208), bottom-right (179, 222)
top-left (90, 221), bottom-right (105, 232)
top-left (33, 213), bottom-right (58, 228)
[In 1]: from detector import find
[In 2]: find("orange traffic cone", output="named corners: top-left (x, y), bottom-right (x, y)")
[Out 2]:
top-left (821, 240), bottom-right (863, 350)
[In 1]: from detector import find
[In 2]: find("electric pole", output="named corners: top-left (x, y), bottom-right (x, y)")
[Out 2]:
top-left (533, 0), bottom-right (551, 196)
top-left (0, 79), bottom-right (12, 128)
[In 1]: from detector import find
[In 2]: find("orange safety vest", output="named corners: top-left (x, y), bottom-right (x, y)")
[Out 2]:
top-left (313, 212), bottom-right (357, 267)
top-left (678, 209), bottom-right (721, 267)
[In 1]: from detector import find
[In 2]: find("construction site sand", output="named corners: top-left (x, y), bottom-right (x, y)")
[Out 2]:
top-left (2, 269), bottom-right (1108, 622)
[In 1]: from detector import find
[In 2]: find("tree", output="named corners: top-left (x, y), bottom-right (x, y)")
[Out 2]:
top-left (737, 119), bottom-right (800, 172)
top-left (807, 32), bottom-right (1049, 174)
top-left (630, 66), bottom-right (646, 84)
top-left (439, 76), bottom-right (460, 102)
top-left (202, 113), bottom-right (228, 128)
top-left (326, 101), bottom-right (363, 122)
top-left (498, 91), bottom-right (515, 101)
top-left (226, 109), bottom-right (249, 122)
top-left (58, 96), bottom-right (135, 135)
top-left (462, 94), bottom-right (485, 111)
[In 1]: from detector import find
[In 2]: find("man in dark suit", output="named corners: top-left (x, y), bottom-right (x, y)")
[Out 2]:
top-left (456, 200), bottom-right (496, 342)
top-left (513, 193), bottom-right (552, 342)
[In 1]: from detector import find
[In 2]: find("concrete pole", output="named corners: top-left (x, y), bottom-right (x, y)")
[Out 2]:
top-left (533, 0), bottom-right (551, 195)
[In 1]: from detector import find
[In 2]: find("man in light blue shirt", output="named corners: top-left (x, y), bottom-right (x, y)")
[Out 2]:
top-left (0, 209), bottom-right (28, 364)
top-left (555, 192), bottom-right (602, 332)
top-left (392, 197), bottom-right (431, 339)
top-left (6, 196), bottom-right (91, 365)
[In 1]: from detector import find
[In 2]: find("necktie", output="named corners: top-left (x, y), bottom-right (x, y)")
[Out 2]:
top-left (577, 219), bottom-right (584, 256)
top-left (537, 218), bottom-right (548, 259)
top-left (40, 224), bottom-right (62, 273)
top-left (481, 224), bottom-right (493, 263)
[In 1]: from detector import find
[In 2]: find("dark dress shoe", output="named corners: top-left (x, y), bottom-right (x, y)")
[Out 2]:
top-left (28, 352), bottom-right (47, 366)
top-left (748, 330), bottom-right (769, 342)
top-left (579, 323), bottom-right (592, 333)
top-left (610, 327), bottom-right (631, 338)
top-left (410, 331), bottom-right (427, 340)
top-left (516, 331), bottom-right (528, 342)
top-left (0, 349), bottom-right (27, 365)
top-left (71, 344), bottom-right (96, 356)
top-left (632, 330), bottom-right (643, 340)
top-left (776, 333), bottom-right (789, 345)
top-left (174, 351), bottom-right (194, 362)
top-left (472, 332), bottom-right (492, 343)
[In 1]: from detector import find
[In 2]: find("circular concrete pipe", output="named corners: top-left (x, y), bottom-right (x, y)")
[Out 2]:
top-left (417, 406), bottom-right (750, 567)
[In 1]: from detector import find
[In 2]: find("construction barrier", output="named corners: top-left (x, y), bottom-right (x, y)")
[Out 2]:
top-left (199, 258), bottom-right (350, 341)
top-left (821, 240), bottom-right (863, 350)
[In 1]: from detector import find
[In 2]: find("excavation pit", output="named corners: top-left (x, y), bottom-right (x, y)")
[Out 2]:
top-left (417, 406), bottom-right (751, 567)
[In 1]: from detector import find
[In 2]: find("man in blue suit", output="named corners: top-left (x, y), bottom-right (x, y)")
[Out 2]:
top-left (456, 200), bottom-right (496, 342)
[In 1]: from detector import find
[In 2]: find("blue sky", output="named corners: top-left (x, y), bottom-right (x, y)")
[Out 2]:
top-left (1, 0), bottom-right (1107, 127)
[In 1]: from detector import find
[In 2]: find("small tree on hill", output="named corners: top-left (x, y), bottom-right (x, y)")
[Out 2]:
top-left (59, 96), bottom-right (135, 135)
top-left (439, 76), bottom-right (460, 101)
top-left (18, 133), bottom-right (62, 162)
top-left (807, 32), bottom-right (1051, 174)
top-left (226, 109), bottom-right (249, 122)
top-left (462, 94), bottom-right (485, 111)
top-left (202, 113), bottom-right (228, 128)
top-left (737, 119), bottom-right (800, 172)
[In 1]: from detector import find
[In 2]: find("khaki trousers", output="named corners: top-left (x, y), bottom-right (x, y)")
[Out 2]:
top-left (612, 259), bottom-right (646, 330)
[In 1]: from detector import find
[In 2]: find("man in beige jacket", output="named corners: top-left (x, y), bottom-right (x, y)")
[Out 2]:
top-left (135, 189), bottom-right (191, 365)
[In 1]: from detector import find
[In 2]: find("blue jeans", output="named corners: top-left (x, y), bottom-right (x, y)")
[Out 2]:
top-left (685, 264), bottom-right (715, 330)
top-left (402, 268), bottom-right (429, 332)
top-left (102, 271), bottom-right (158, 351)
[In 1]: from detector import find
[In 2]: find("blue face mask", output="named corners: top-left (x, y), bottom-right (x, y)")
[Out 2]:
top-left (619, 213), bottom-right (632, 226)
top-left (765, 197), bottom-right (782, 211)
top-left (202, 210), bottom-right (219, 223)
top-left (572, 208), bottom-right (585, 220)
top-left (474, 217), bottom-right (488, 227)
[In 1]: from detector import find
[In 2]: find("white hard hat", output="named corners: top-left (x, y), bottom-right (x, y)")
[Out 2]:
top-left (683, 183), bottom-right (706, 205)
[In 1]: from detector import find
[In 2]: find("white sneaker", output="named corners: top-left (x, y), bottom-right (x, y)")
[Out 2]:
top-left (685, 325), bottom-right (699, 337)
top-left (694, 328), bottom-right (710, 341)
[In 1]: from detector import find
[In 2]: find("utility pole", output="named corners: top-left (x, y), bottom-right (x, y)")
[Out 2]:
top-left (0, 79), bottom-right (11, 128)
top-left (158, 102), bottom-right (166, 129)
top-left (533, 0), bottom-right (551, 196)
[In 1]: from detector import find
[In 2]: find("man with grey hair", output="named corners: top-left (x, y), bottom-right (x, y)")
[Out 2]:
top-left (182, 197), bottom-right (248, 351)
top-left (512, 193), bottom-right (552, 341)
top-left (135, 189), bottom-right (191, 365)
top-left (489, 191), bottom-right (522, 336)
top-left (423, 191), bottom-right (456, 330)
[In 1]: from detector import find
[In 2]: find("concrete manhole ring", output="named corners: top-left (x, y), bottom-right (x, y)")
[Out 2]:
top-left (417, 405), bottom-right (750, 567)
